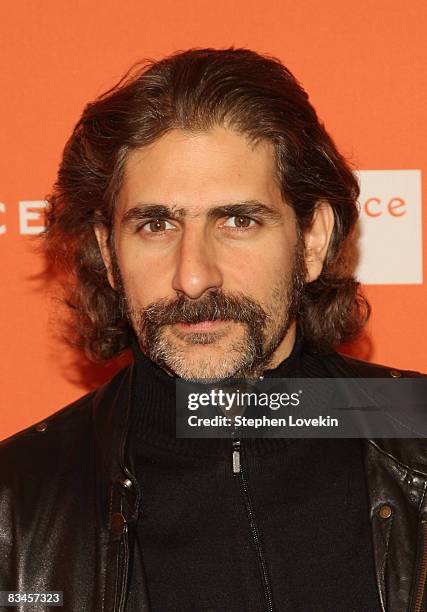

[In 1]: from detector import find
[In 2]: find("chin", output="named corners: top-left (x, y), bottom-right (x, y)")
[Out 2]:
top-left (165, 352), bottom-right (242, 382)
top-left (144, 326), bottom-right (260, 381)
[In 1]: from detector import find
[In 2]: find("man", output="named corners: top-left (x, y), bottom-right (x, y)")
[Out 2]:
top-left (0, 48), bottom-right (426, 612)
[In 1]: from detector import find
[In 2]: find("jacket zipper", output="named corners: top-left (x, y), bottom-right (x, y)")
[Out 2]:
top-left (117, 527), bottom-right (129, 612)
top-left (414, 520), bottom-right (427, 612)
top-left (232, 438), bottom-right (274, 612)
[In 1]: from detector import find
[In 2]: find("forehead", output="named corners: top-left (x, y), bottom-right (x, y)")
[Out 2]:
top-left (117, 127), bottom-right (285, 217)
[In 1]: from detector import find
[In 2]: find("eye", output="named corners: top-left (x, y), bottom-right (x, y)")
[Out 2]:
top-left (222, 215), bottom-right (257, 229)
top-left (140, 218), bottom-right (175, 233)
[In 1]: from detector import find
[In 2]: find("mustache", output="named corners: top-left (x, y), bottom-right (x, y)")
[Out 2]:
top-left (138, 290), bottom-right (269, 328)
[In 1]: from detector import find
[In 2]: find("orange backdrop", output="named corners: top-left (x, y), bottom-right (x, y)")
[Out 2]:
top-left (0, 0), bottom-right (426, 440)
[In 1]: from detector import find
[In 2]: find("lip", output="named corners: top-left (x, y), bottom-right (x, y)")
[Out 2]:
top-left (173, 320), bottom-right (229, 332)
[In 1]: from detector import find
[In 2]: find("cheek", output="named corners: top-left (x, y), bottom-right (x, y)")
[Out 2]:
top-left (226, 245), bottom-right (293, 298)
top-left (118, 251), bottom-right (172, 307)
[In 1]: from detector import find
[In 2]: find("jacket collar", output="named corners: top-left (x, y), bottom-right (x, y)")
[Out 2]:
top-left (92, 363), bottom-right (141, 528)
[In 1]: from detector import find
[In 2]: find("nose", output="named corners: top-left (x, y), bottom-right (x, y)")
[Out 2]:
top-left (171, 227), bottom-right (223, 299)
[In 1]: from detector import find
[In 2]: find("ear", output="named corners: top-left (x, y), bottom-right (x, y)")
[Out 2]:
top-left (94, 224), bottom-right (116, 289)
top-left (303, 201), bottom-right (335, 283)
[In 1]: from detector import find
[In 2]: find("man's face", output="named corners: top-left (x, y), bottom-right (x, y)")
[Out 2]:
top-left (100, 127), bottom-right (310, 381)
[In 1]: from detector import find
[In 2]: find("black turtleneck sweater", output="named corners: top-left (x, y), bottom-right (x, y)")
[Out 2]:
top-left (126, 332), bottom-right (380, 612)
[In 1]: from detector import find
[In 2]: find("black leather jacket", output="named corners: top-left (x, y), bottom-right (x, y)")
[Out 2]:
top-left (1, 351), bottom-right (426, 612)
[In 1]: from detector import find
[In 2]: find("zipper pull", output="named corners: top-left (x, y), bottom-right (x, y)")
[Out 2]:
top-left (232, 439), bottom-right (241, 474)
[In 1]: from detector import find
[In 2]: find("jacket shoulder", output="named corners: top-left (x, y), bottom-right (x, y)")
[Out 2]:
top-left (0, 393), bottom-right (95, 498)
top-left (318, 351), bottom-right (427, 475)
top-left (1, 390), bottom-right (94, 445)
top-left (329, 352), bottom-right (426, 378)
top-left (0, 365), bottom-right (132, 478)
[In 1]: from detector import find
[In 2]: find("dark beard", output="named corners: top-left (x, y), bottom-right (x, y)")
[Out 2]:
top-left (112, 239), bottom-right (306, 381)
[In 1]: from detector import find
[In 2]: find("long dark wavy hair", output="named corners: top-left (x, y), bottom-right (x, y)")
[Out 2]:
top-left (45, 47), bottom-right (369, 360)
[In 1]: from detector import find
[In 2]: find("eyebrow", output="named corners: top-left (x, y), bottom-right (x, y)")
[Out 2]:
top-left (121, 200), bottom-right (283, 225)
